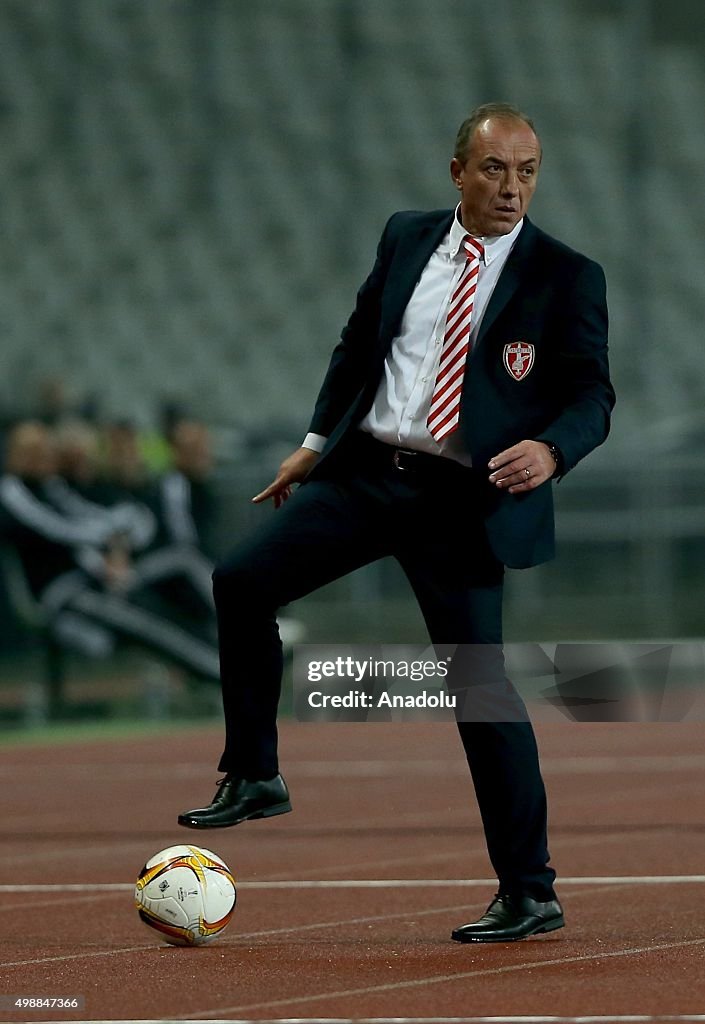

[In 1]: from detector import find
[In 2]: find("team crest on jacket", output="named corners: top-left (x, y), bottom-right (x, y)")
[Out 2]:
top-left (503, 341), bottom-right (535, 381)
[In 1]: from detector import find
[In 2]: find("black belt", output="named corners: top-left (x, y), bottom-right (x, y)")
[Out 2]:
top-left (351, 431), bottom-right (475, 477)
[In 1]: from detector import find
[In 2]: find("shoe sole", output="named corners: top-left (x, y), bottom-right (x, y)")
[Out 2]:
top-left (451, 916), bottom-right (565, 943)
top-left (177, 800), bottom-right (292, 830)
top-left (248, 800), bottom-right (293, 821)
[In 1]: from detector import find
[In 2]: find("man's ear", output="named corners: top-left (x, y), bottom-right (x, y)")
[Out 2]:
top-left (450, 158), bottom-right (464, 188)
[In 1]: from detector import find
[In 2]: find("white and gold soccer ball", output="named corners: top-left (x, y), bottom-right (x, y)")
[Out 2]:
top-left (135, 844), bottom-right (236, 946)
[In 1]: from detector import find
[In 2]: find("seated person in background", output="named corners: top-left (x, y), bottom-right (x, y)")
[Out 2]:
top-left (51, 419), bottom-right (122, 504)
top-left (138, 419), bottom-right (219, 637)
top-left (148, 418), bottom-right (305, 649)
top-left (52, 417), bottom-right (216, 638)
top-left (0, 421), bottom-right (220, 681)
top-left (149, 419), bottom-right (217, 556)
top-left (47, 419), bottom-right (156, 552)
top-left (100, 419), bottom-right (154, 505)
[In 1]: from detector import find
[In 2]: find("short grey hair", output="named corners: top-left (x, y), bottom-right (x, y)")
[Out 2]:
top-left (454, 103), bottom-right (541, 163)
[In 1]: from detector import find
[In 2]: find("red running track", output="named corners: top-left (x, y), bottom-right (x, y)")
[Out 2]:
top-left (1, 719), bottom-right (704, 1022)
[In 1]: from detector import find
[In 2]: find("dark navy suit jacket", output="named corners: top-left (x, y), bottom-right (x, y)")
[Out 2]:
top-left (306, 209), bottom-right (615, 569)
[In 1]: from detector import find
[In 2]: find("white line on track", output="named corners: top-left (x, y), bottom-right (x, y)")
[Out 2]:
top-left (0, 883), bottom-right (634, 972)
top-left (9, 933), bottom-right (703, 1011)
top-left (1, 875), bottom-right (704, 893)
top-left (190, 884), bottom-right (630, 944)
top-left (0, 892), bottom-right (116, 914)
top-left (185, 937), bottom-right (705, 1018)
top-left (1, 753), bottom-right (704, 780)
top-left (0, 884), bottom-right (630, 966)
top-left (0, 944), bottom-right (153, 968)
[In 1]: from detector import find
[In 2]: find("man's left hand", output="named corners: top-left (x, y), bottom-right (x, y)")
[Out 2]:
top-left (488, 441), bottom-right (557, 494)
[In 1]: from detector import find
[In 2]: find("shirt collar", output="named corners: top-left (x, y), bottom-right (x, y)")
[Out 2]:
top-left (449, 203), bottom-right (524, 266)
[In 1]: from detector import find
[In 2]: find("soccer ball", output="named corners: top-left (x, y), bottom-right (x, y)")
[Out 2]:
top-left (134, 844), bottom-right (236, 946)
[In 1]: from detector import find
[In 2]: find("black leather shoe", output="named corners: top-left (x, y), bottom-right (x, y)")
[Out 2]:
top-left (451, 893), bottom-right (564, 943)
top-left (178, 773), bottom-right (292, 829)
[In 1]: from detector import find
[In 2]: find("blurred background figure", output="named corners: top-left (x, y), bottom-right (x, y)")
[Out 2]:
top-left (125, 418), bottom-right (219, 644)
top-left (145, 418), bottom-right (305, 649)
top-left (100, 420), bottom-right (154, 505)
top-left (48, 418), bottom-right (157, 554)
top-left (150, 419), bottom-right (217, 557)
top-left (53, 419), bottom-right (104, 501)
top-left (0, 420), bottom-right (220, 682)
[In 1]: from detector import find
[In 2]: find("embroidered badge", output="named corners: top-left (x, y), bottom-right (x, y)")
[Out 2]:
top-left (503, 341), bottom-right (535, 381)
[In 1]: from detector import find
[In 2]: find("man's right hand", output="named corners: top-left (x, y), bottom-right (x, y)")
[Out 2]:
top-left (252, 447), bottom-right (320, 509)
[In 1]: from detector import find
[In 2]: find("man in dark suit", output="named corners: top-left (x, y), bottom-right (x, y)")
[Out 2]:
top-left (179, 103), bottom-right (615, 943)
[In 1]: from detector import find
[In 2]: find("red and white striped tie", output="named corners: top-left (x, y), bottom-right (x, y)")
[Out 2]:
top-left (427, 235), bottom-right (484, 442)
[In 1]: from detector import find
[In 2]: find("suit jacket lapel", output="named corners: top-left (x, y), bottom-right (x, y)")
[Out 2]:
top-left (381, 211), bottom-right (454, 344)
top-left (475, 217), bottom-right (537, 346)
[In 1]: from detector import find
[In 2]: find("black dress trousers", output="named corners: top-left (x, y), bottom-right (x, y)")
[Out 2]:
top-left (212, 435), bottom-right (556, 900)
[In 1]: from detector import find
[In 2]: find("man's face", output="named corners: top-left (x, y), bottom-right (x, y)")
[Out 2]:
top-left (173, 424), bottom-right (213, 479)
top-left (450, 117), bottom-right (541, 236)
top-left (9, 425), bottom-right (58, 479)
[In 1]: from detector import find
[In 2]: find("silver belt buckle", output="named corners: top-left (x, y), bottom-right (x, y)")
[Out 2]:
top-left (393, 448), bottom-right (413, 470)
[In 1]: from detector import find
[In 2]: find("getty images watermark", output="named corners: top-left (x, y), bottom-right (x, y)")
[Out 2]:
top-left (292, 642), bottom-right (705, 722)
top-left (305, 651), bottom-right (454, 712)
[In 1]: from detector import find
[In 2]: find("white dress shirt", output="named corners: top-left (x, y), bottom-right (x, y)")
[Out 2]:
top-left (303, 207), bottom-right (523, 465)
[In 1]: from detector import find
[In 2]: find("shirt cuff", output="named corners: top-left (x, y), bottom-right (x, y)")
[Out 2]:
top-left (302, 433), bottom-right (327, 453)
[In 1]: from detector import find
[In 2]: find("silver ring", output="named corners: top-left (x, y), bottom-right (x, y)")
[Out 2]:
top-left (524, 467), bottom-right (531, 478)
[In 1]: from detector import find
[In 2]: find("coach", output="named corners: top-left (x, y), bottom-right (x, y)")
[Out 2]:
top-left (179, 103), bottom-right (615, 943)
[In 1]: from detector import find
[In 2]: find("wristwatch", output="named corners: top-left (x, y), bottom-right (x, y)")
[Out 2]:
top-left (541, 441), bottom-right (563, 478)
